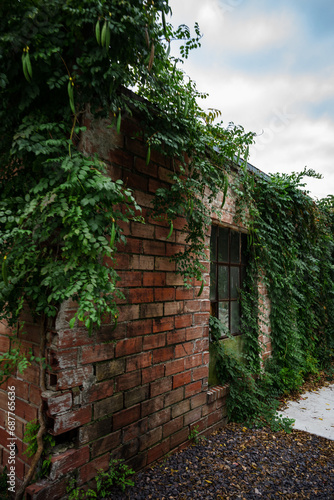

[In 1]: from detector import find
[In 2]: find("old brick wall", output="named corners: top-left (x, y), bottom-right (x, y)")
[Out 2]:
top-left (0, 312), bottom-right (45, 491)
top-left (0, 105), bottom-right (272, 500)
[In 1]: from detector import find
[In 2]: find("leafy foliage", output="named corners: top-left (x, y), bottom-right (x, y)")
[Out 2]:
top-left (23, 419), bottom-right (56, 478)
top-left (211, 168), bottom-right (334, 428)
top-left (67, 459), bottom-right (135, 498)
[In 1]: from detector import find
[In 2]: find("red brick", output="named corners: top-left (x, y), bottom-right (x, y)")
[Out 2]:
top-left (143, 240), bottom-right (166, 256)
top-left (116, 370), bottom-right (141, 391)
top-left (154, 288), bottom-right (175, 302)
top-left (25, 477), bottom-right (69, 500)
top-left (115, 337), bottom-right (142, 357)
top-left (185, 381), bottom-right (202, 398)
top-left (116, 237), bottom-right (143, 254)
top-left (148, 408), bottom-right (171, 430)
top-left (152, 346), bottom-right (173, 364)
top-left (79, 453), bottom-right (110, 484)
top-left (163, 415), bottom-right (183, 438)
top-left (150, 377), bottom-right (172, 398)
top-left (173, 370), bottom-right (191, 389)
top-left (81, 343), bottom-right (115, 364)
top-left (94, 393), bottom-right (123, 419)
top-left (118, 271), bottom-right (142, 287)
top-left (166, 243), bottom-right (185, 257)
top-left (139, 427), bottom-right (162, 451)
top-left (170, 428), bottom-right (189, 449)
top-left (113, 253), bottom-right (130, 270)
top-left (127, 319), bottom-right (152, 337)
top-left (208, 409), bottom-right (223, 427)
top-left (185, 353), bottom-right (202, 370)
top-left (117, 304), bottom-right (140, 322)
top-left (0, 321), bottom-right (11, 335)
top-left (5, 377), bottom-right (29, 399)
top-left (166, 273), bottom-right (184, 286)
top-left (191, 392), bottom-right (207, 409)
top-left (49, 349), bottom-right (78, 371)
top-left (131, 221), bottom-right (155, 239)
top-left (44, 392), bottom-right (72, 416)
top-left (194, 338), bottom-right (209, 353)
top-left (167, 329), bottom-right (186, 345)
top-left (56, 366), bottom-right (93, 390)
top-left (126, 352), bottom-right (152, 372)
top-left (154, 257), bottom-right (176, 271)
top-left (0, 335), bottom-right (10, 352)
top-left (141, 395), bottom-right (164, 417)
top-left (122, 419), bottom-right (148, 443)
top-left (164, 387), bottom-right (184, 407)
top-left (143, 272), bottom-right (166, 287)
top-left (164, 301), bottom-right (184, 316)
top-left (184, 300), bottom-right (204, 313)
top-left (193, 312), bottom-right (210, 325)
top-left (175, 288), bottom-right (194, 300)
top-left (91, 430), bottom-right (122, 457)
top-left (79, 417), bottom-right (112, 444)
top-left (193, 366), bottom-right (208, 381)
top-left (19, 364), bottom-right (40, 385)
top-left (126, 171), bottom-right (148, 191)
top-left (113, 404), bottom-right (141, 430)
top-left (175, 314), bottom-right (192, 329)
top-left (142, 364), bottom-right (164, 384)
top-left (96, 359), bottom-right (125, 381)
top-left (147, 438), bottom-right (170, 465)
top-left (172, 399), bottom-right (191, 419)
top-left (155, 225), bottom-right (176, 242)
top-left (175, 342), bottom-right (194, 358)
top-left (152, 317), bottom-right (174, 333)
top-left (134, 153), bottom-right (158, 175)
top-left (53, 328), bottom-right (94, 349)
top-left (15, 398), bottom-right (38, 422)
top-left (134, 189), bottom-right (155, 209)
top-left (185, 325), bottom-right (204, 341)
top-left (184, 407), bottom-right (201, 426)
top-left (127, 288), bottom-right (154, 304)
top-left (165, 358), bottom-right (185, 376)
top-left (51, 406), bottom-right (92, 435)
top-left (124, 385), bottom-right (149, 408)
top-left (130, 255), bottom-right (154, 270)
top-left (141, 303), bottom-right (163, 318)
top-left (82, 379), bottom-right (114, 404)
top-left (143, 333), bottom-right (166, 350)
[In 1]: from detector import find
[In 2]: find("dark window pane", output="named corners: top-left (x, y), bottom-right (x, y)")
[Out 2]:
top-left (218, 265), bottom-right (228, 299)
top-left (210, 262), bottom-right (217, 300)
top-left (219, 302), bottom-right (229, 332)
top-left (230, 267), bottom-right (240, 299)
top-left (210, 226), bottom-right (217, 262)
top-left (241, 265), bottom-right (246, 286)
top-left (230, 231), bottom-right (240, 263)
top-left (241, 233), bottom-right (247, 264)
top-left (231, 301), bottom-right (240, 333)
top-left (218, 227), bottom-right (228, 262)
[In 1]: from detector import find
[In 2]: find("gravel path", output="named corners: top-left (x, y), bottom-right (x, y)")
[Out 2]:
top-left (111, 422), bottom-right (334, 500)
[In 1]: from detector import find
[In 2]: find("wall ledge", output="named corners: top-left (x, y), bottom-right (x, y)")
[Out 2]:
top-left (206, 384), bottom-right (229, 404)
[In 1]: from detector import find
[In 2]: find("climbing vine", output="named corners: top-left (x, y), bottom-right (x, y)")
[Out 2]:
top-left (0, 1), bottom-right (333, 490)
top-left (210, 168), bottom-right (334, 426)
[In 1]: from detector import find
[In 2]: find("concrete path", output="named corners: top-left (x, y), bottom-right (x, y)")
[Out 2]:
top-left (280, 384), bottom-right (334, 440)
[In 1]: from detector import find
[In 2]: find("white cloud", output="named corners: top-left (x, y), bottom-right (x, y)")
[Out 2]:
top-left (168, 0), bottom-right (334, 199)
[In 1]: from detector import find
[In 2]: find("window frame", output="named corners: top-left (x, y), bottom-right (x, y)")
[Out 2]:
top-left (210, 225), bottom-right (247, 338)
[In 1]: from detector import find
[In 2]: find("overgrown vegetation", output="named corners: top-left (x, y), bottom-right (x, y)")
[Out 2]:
top-left (22, 419), bottom-right (55, 479)
top-left (66, 459), bottom-right (135, 499)
top-left (210, 172), bottom-right (334, 427)
top-left (0, 0), bottom-right (333, 494)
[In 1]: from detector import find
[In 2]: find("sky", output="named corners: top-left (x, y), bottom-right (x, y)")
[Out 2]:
top-left (168, 0), bottom-right (334, 200)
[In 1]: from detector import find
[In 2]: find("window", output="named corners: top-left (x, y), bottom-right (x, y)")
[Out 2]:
top-left (210, 226), bottom-right (247, 337)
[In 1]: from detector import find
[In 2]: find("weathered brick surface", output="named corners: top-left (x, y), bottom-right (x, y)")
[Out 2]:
top-left (0, 111), bottom-right (272, 498)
